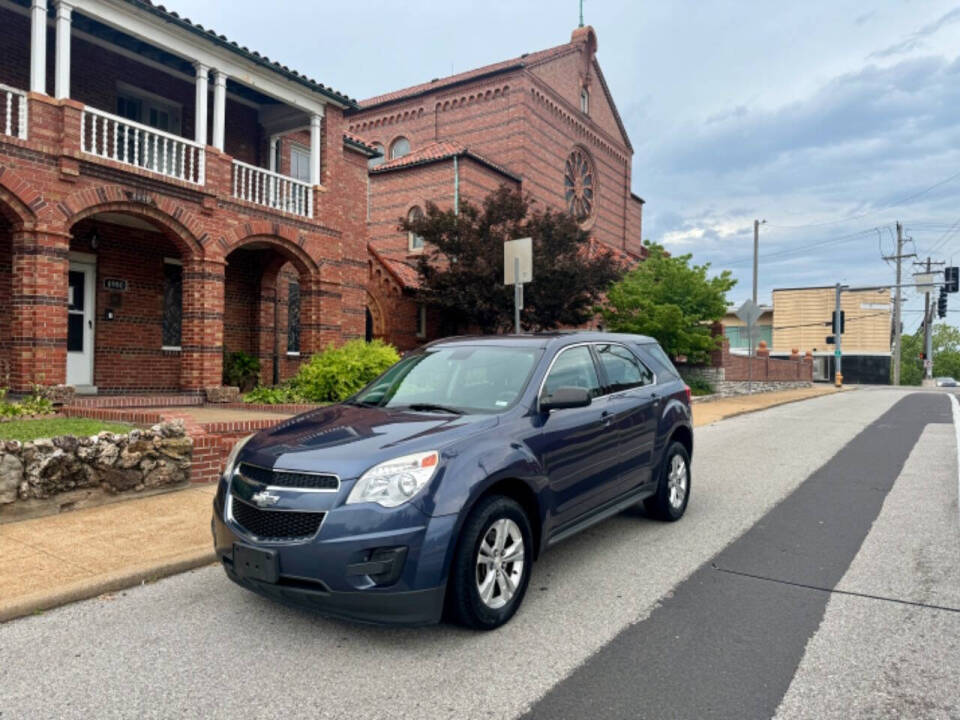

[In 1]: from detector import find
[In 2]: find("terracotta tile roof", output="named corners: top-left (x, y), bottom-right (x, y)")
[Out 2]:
top-left (342, 131), bottom-right (380, 156)
top-left (584, 237), bottom-right (644, 266)
top-left (119, 1), bottom-right (357, 108)
top-left (369, 245), bottom-right (421, 290)
top-left (359, 43), bottom-right (577, 109)
top-left (370, 141), bottom-right (521, 181)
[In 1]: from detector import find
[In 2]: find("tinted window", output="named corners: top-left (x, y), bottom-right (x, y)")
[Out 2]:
top-left (642, 343), bottom-right (680, 381)
top-left (353, 346), bottom-right (541, 413)
top-left (543, 346), bottom-right (603, 399)
top-left (595, 343), bottom-right (652, 392)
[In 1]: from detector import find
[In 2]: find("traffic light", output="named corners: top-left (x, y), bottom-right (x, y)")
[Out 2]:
top-left (938, 287), bottom-right (948, 318)
top-left (831, 310), bottom-right (846, 334)
top-left (945, 266), bottom-right (959, 293)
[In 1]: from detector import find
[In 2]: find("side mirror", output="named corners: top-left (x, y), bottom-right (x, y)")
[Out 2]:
top-left (540, 386), bottom-right (592, 412)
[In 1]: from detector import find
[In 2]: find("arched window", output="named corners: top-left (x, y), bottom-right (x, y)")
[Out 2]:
top-left (407, 206), bottom-right (425, 251)
top-left (368, 142), bottom-right (385, 168)
top-left (390, 136), bottom-right (411, 160)
top-left (564, 147), bottom-right (596, 225)
top-left (580, 87), bottom-right (590, 114)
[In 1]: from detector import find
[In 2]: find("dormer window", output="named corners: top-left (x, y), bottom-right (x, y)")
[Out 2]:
top-left (580, 87), bottom-right (590, 114)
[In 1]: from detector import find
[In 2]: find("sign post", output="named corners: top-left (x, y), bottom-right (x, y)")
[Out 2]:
top-left (735, 299), bottom-right (763, 394)
top-left (504, 237), bottom-right (533, 334)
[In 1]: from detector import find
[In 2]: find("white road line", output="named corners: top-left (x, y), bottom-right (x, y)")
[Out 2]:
top-left (949, 392), bottom-right (960, 524)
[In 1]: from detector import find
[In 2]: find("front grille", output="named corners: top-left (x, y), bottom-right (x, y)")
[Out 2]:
top-left (238, 463), bottom-right (339, 491)
top-left (231, 497), bottom-right (325, 541)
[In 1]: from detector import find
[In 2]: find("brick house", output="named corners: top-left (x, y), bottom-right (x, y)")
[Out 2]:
top-left (349, 25), bottom-right (645, 349)
top-left (0, 0), bottom-right (376, 395)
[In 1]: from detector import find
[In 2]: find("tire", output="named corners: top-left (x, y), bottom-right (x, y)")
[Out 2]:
top-left (447, 495), bottom-right (533, 630)
top-left (644, 441), bottom-right (691, 521)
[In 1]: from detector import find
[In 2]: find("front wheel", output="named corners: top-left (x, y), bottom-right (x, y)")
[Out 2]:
top-left (645, 441), bottom-right (691, 521)
top-left (447, 495), bottom-right (533, 630)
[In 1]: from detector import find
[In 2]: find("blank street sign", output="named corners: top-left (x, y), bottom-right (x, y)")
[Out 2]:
top-left (504, 237), bottom-right (533, 285)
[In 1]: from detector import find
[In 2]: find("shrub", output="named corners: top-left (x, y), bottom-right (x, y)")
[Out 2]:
top-left (243, 385), bottom-right (303, 405)
top-left (0, 387), bottom-right (55, 419)
top-left (686, 376), bottom-right (714, 396)
top-left (223, 349), bottom-right (261, 392)
top-left (289, 340), bottom-right (400, 403)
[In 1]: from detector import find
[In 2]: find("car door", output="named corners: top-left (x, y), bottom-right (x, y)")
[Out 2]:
top-left (593, 342), bottom-right (660, 494)
top-left (529, 345), bottom-right (622, 529)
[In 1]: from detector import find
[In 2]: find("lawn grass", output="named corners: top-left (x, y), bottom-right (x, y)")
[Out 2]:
top-left (0, 417), bottom-right (134, 442)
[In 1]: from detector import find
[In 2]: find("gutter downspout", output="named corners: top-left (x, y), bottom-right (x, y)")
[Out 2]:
top-left (453, 155), bottom-right (459, 214)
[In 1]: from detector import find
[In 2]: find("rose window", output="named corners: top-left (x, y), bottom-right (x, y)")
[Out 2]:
top-left (564, 148), bottom-right (595, 224)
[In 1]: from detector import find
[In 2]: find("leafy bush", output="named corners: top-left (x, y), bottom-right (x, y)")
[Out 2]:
top-left (243, 385), bottom-right (304, 405)
top-left (290, 340), bottom-right (400, 403)
top-left (223, 349), bottom-right (261, 392)
top-left (0, 387), bottom-right (55, 418)
top-left (686, 376), bottom-right (714, 396)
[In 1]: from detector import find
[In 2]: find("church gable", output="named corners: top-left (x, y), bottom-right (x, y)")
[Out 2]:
top-left (526, 27), bottom-right (632, 151)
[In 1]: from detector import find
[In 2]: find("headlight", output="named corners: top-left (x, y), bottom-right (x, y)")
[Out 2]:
top-left (222, 434), bottom-right (254, 480)
top-left (346, 450), bottom-right (439, 508)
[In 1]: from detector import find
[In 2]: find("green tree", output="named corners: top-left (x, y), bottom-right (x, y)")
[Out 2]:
top-left (892, 324), bottom-right (960, 385)
top-left (401, 186), bottom-right (624, 333)
top-left (599, 243), bottom-right (736, 363)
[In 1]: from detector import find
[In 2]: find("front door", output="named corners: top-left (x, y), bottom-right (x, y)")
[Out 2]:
top-left (67, 259), bottom-right (96, 388)
top-left (528, 345), bottom-right (621, 529)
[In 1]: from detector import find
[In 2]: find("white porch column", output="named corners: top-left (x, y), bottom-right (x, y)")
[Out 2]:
top-left (30, 0), bottom-right (47, 93)
top-left (268, 135), bottom-right (279, 171)
top-left (212, 70), bottom-right (226, 150)
top-left (309, 111), bottom-right (323, 185)
top-left (54, 1), bottom-right (72, 99)
top-left (194, 62), bottom-right (209, 145)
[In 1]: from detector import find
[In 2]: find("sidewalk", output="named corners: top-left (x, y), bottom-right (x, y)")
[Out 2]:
top-left (0, 384), bottom-right (843, 622)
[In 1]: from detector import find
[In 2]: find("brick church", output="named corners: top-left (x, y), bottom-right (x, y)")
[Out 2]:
top-left (0, 0), bottom-right (643, 395)
top-left (352, 25), bottom-right (645, 349)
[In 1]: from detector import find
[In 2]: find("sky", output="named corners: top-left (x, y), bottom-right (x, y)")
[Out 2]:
top-left (164, 0), bottom-right (960, 333)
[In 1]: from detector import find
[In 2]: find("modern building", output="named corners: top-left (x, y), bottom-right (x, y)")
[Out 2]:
top-left (350, 26), bottom-right (645, 349)
top-left (772, 286), bottom-right (892, 384)
top-left (0, 0), bottom-right (377, 394)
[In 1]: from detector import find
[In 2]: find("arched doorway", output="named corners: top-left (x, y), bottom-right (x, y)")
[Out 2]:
top-left (65, 207), bottom-right (200, 393)
top-left (223, 238), bottom-right (317, 388)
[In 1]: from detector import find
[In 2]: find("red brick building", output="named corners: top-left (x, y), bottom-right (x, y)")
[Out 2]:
top-left (0, 0), bottom-right (377, 394)
top-left (350, 26), bottom-right (645, 349)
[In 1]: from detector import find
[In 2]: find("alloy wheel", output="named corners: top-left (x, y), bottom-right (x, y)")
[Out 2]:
top-left (668, 454), bottom-right (688, 509)
top-left (475, 518), bottom-right (526, 610)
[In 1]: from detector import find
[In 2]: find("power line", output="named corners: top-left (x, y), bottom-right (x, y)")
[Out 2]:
top-left (766, 168), bottom-right (960, 230)
top-left (723, 225), bottom-right (889, 267)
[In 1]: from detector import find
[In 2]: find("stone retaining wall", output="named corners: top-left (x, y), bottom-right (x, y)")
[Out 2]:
top-left (0, 421), bottom-right (192, 512)
top-left (692, 380), bottom-right (814, 402)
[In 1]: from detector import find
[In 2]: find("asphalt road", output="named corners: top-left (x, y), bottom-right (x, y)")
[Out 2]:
top-left (1, 389), bottom-right (958, 720)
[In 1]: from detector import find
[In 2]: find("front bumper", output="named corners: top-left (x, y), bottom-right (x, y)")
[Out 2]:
top-left (212, 487), bottom-right (457, 626)
top-left (222, 564), bottom-right (446, 626)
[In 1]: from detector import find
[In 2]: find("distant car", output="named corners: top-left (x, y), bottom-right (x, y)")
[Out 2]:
top-left (212, 332), bottom-right (693, 630)
top-left (935, 377), bottom-right (958, 387)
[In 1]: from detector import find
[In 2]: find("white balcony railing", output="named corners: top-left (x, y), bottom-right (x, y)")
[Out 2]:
top-left (80, 106), bottom-right (205, 185)
top-left (232, 160), bottom-right (313, 218)
top-left (1, 83), bottom-right (28, 140)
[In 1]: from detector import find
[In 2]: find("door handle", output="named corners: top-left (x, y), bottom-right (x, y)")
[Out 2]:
top-left (600, 410), bottom-right (612, 425)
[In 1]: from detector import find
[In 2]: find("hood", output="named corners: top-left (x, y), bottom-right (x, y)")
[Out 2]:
top-left (240, 403), bottom-right (499, 479)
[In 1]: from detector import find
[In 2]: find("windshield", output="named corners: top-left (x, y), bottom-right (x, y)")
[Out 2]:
top-left (352, 345), bottom-right (542, 413)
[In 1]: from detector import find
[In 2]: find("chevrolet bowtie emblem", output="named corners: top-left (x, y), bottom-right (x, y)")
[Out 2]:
top-left (251, 490), bottom-right (281, 508)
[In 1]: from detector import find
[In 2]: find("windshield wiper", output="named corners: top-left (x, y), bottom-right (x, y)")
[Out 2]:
top-left (406, 403), bottom-right (464, 415)
top-left (343, 399), bottom-right (381, 407)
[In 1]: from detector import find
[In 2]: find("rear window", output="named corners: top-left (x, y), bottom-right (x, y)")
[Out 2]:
top-left (639, 343), bottom-right (680, 381)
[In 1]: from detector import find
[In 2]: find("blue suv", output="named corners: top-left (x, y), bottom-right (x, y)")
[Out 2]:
top-left (212, 332), bottom-right (693, 630)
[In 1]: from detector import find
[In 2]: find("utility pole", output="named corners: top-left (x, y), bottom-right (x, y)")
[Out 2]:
top-left (883, 222), bottom-right (915, 385)
top-left (834, 283), bottom-right (843, 386)
top-left (751, 218), bottom-right (765, 361)
top-left (924, 257), bottom-right (934, 382)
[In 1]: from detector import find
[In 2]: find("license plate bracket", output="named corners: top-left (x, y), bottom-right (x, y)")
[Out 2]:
top-left (233, 543), bottom-right (279, 584)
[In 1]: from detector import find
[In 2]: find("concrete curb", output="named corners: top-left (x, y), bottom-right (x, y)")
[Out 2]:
top-left (0, 548), bottom-right (216, 624)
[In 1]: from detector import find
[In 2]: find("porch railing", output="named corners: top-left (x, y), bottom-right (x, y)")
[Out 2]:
top-left (80, 106), bottom-right (205, 185)
top-left (1, 83), bottom-right (28, 139)
top-left (232, 159), bottom-right (313, 218)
